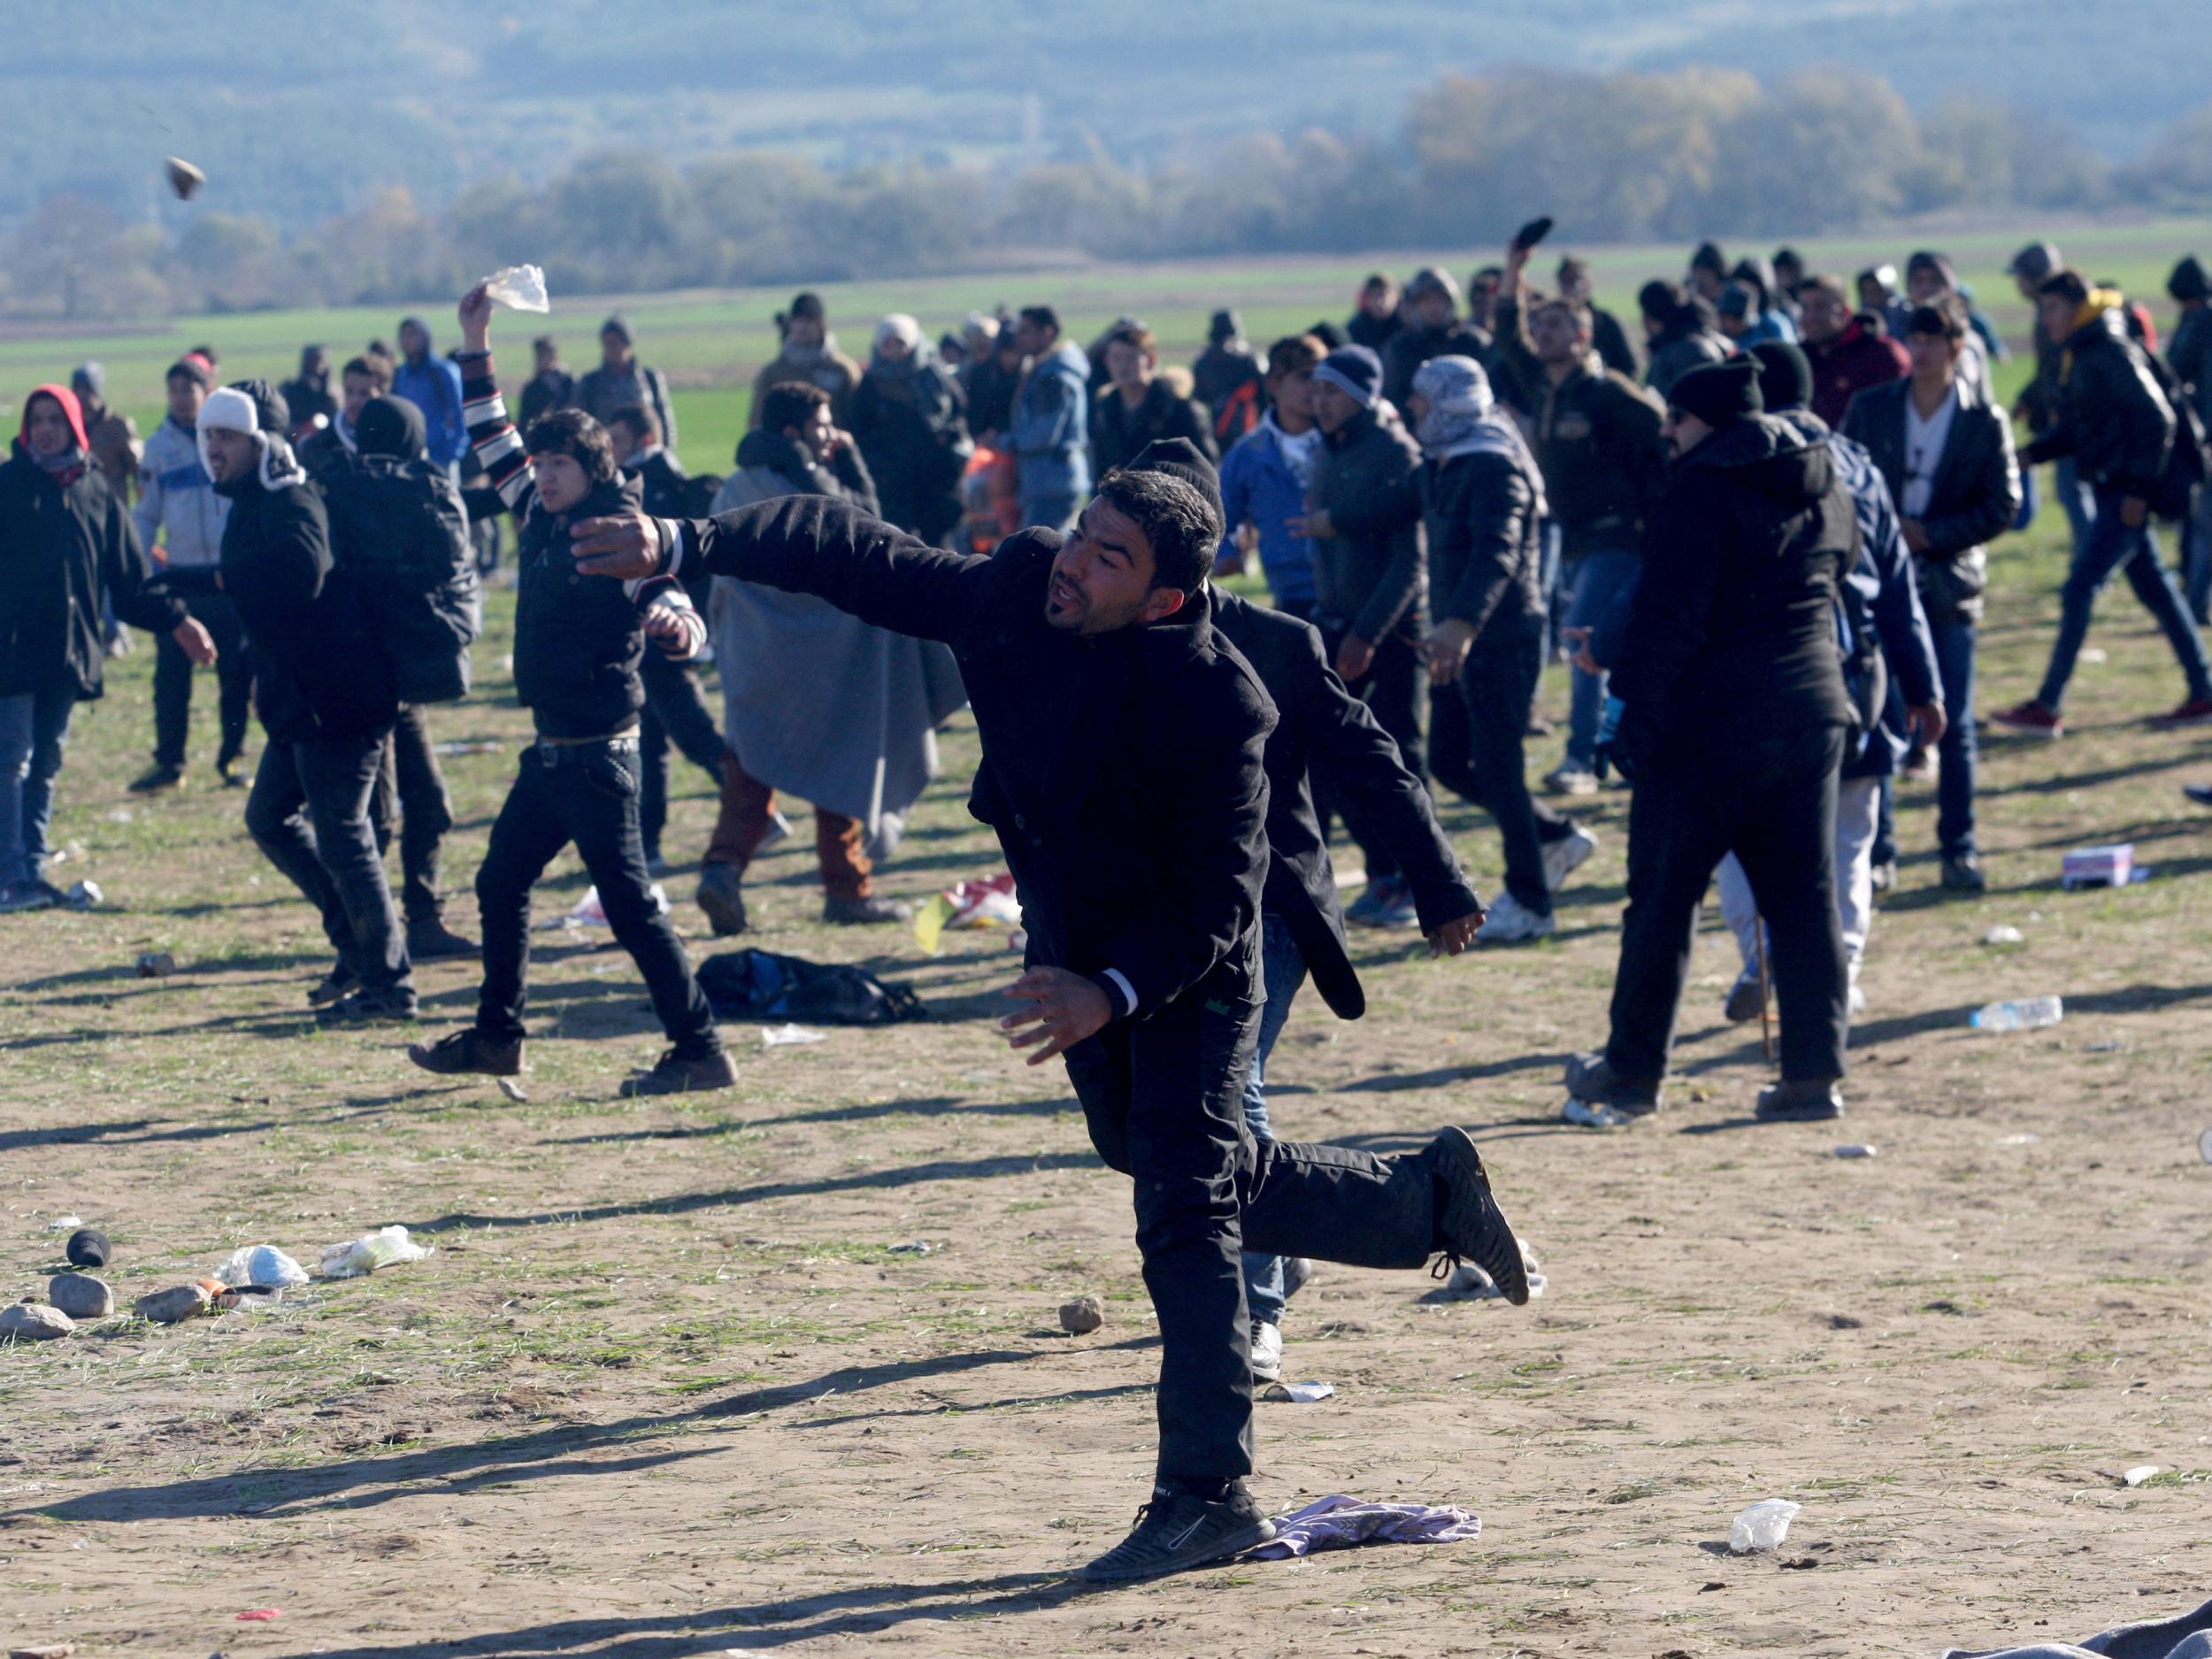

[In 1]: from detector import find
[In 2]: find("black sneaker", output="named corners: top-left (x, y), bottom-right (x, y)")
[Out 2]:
top-left (1562, 1051), bottom-right (1662, 1116)
top-left (408, 1027), bottom-right (525, 1078)
top-left (1755, 1079), bottom-right (1845, 1122)
top-left (307, 961), bottom-right (358, 1007)
top-left (1940, 854), bottom-right (1986, 893)
top-left (316, 986), bottom-right (418, 1025)
top-left (128, 763), bottom-right (184, 795)
top-left (1080, 1481), bottom-right (1276, 1584)
top-left (618, 1046), bottom-right (738, 1098)
top-left (821, 894), bottom-right (913, 926)
top-left (695, 864), bottom-right (749, 937)
top-left (407, 918), bottom-right (481, 961)
top-left (215, 751), bottom-right (247, 788)
top-left (1427, 1125), bottom-right (1529, 1305)
top-left (1724, 975), bottom-right (1767, 1024)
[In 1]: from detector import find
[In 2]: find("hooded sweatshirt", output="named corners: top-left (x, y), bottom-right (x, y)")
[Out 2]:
top-left (1, 386), bottom-right (184, 700)
top-left (391, 319), bottom-right (468, 468)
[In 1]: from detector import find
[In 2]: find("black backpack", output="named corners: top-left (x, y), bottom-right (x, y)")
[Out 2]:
top-left (696, 949), bottom-right (926, 1025)
top-left (2143, 349), bottom-right (2210, 522)
top-left (318, 457), bottom-right (481, 704)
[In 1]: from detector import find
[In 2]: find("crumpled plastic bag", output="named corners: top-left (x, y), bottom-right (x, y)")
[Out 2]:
top-left (914, 874), bottom-right (1022, 955)
top-left (480, 264), bottom-right (549, 313)
top-left (538, 884), bottom-right (670, 929)
top-left (215, 1245), bottom-right (311, 1289)
top-left (1730, 1498), bottom-right (1801, 1553)
top-left (319, 1225), bottom-right (432, 1279)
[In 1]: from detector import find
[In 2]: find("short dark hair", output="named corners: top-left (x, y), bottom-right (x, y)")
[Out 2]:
top-left (2039, 268), bottom-right (2092, 307)
top-left (1018, 304), bottom-right (1060, 336)
top-left (1104, 324), bottom-right (1156, 357)
top-left (1265, 334), bottom-right (1325, 380)
top-left (166, 358), bottom-right (211, 389)
top-left (1637, 280), bottom-right (1679, 323)
top-left (524, 407), bottom-right (617, 485)
top-left (1530, 293), bottom-right (1592, 333)
top-left (607, 403), bottom-right (658, 443)
top-left (1092, 466), bottom-right (1220, 596)
top-left (757, 380), bottom-right (831, 435)
top-left (531, 334), bottom-right (558, 355)
top-left (1361, 272), bottom-right (1396, 295)
top-left (341, 354), bottom-right (391, 391)
top-left (1907, 296), bottom-right (1970, 342)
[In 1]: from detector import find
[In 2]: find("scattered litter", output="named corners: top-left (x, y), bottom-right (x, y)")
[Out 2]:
top-left (2078, 646), bottom-right (2108, 664)
top-left (1058, 1294), bottom-right (1104, 1335)
top-left (914, 873), bottom-right (1021, 956)
top-left (1729, 1498), bottom-right (1801, 1554)
top-left (1444, 1238), bottom-right (1546, 1300)
top-left (2199, 1127), bottom-right (2212, 1165)
top-left (1834, 1144), bottom-right (1878, 1159)
top-left (103, 808), bottom-right (132, 825)
top-left (2084, 1039), bottom-right (2124, 1054)
top-left (12, 1641), bottom-right (78, 1658)
top-left (541, 884), bottom-right (671, 929)
top-left (2062, 843), bottom-right (2132, 889)
top-left (65, 1228), bottom-right (110, 1268)
top-left (433, 740), bottom-right (505, 757)
top-left (319, 1225), bottom-right (432, 1279)
top-left (135, 951), bottom-right (177, 978)
top-left (0, 1302), bottom-right (73, 1342)
top-left (133, 1285), bottom-right (211, 1325)
top-left (43, 1216), bottom-right (83, 1233)
top-left (1249, 1494), bottom-right (1478, 1558)
top-left (1261, 1380), bottom-right (1336, 1403)
top-left (2122, 1465), bottom-right (2165, 1487)
top-left (761, 1024), bottom-right (826, 1048)
top-left (214, 1246), bottom-right (310, 1290)
top-left (234, 1609), bottom-right (281, 1622)
top-left (62, 880), bottom-right (100, 910)
top-left (479, 263), bottom-right (549, 312)
top-left (1969, 996), bottom-right (2062, 1033)
top-left (495, 1077), bottom-right (529, 1103)
top-left (885, 1241), bottom-right (933, 1256)
top-left (47, 1274), bottom-right (111, 1321)
top-left (1997, 1133), bottom-right (2041, 1147)
top-left (1981, 926), bottom-right (2024, 946)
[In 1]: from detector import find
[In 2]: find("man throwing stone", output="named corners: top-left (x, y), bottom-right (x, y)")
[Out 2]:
top-left (567, 457), bottom-right (1531, 1584)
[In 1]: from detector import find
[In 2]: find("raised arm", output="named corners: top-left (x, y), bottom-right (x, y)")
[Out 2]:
top-left (454, 284), bottom-right (538, 520)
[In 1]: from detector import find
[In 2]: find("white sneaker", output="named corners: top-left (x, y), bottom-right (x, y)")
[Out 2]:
top-left (1544, 762), bottom-right (1600, 796)
top-left (1562, 1096), bottom-right (1632, 1128)
top-left (1847, 982), bottom-right (1866, 1018)
top-left (1541, 825), bottom-right (1598, 892)
top-left (1248, 1320), bottom-right (1283, 1384)
top-left (1477, 892), bottom-right (1555, 944)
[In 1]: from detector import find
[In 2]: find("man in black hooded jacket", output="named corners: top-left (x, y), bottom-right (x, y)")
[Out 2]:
top-left (563, 446), bottom-right (1531, 1586)
top-left (208, 380), bottom-right (417, 1024)
top-left (309, 392), bottom-right (481, 962)
top-left (1563, 357), bottom-right (1858, 1125)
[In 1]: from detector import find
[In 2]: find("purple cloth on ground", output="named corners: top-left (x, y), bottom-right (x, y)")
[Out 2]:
top-left (1944, 1596), bottom-right (2212, 1659)
top-left (1248, 1494), bottom-right (1480, 1559)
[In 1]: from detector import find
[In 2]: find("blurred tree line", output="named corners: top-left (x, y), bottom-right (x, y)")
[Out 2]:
top-left (2, 64), bottom-right (2200, 319)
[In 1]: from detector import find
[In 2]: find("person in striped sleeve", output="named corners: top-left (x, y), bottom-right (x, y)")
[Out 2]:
top-left (407, 283), bottom-right (733, 1099)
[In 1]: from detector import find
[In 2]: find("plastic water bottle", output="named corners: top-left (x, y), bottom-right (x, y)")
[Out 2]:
top-left (1969, 995), bottom-right (2063, 1033)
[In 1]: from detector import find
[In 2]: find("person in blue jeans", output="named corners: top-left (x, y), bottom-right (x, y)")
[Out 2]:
top-left (1995, 269), bottom-right (2212, 737)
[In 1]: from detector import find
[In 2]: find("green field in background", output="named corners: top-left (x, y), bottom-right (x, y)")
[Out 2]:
top-left (2, 217), bottom-right (2200, 477)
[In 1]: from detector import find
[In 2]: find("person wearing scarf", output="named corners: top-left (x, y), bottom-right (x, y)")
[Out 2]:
top-left (1409, 357), bottom-right (1587, 944)
top-left (1, 385), bottom-right (212, 911)
top-left (849, 312), bottom-right (973, 546)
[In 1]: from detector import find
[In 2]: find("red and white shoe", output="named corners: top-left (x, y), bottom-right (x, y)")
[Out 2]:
top-left (1990, 699), bottom-right (2063, 738)
top-left (2149, 696), bottom-right (2212, 728)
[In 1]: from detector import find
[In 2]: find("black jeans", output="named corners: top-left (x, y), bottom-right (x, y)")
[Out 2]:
top-left (472, 737), bottom-right (718, 1052)
top-left (638, 651), bottom-right (725, 856)
top-left (1062, 961), bottom-right (1442, 1481)
top-left (245, 732), bottom-right (411, 997)
top-left (1427, 613), bottom-right (1568, 914)
top-left (153, 591), bottom-right (251, 769)
top-left (1605, 723), bottom-right (1847, 1086)
top-left (370, 704), bottom-right (456, 927)
top-left (1313, 626), bottom-right (1423, 883)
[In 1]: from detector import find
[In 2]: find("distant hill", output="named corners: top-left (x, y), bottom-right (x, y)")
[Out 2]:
top-left (7, 0), bottom-right (2201, 233)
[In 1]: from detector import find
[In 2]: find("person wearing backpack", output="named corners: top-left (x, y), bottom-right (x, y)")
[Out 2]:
top-left (1993, 269), bottom-right (2212, 736)
top-left (308, 392), bottom-right (482, 963)
top-left (2162, 255), bottom-right (2212, 622)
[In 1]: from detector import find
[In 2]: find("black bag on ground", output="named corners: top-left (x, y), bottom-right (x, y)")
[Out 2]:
top-left (697, 948), bottom-right (926, 1025)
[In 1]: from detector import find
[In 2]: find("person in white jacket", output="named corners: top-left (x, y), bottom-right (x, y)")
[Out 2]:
top-left (130, 357), bottom-right (250, 792)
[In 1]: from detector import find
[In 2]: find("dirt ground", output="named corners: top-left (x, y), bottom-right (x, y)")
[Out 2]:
top-left (4, 518), bottom-right (2212, 1659)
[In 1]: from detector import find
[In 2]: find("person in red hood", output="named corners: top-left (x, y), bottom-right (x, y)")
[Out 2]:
top-left (1798, 275), bottom-right (1909, 431)
top-left (0, 384), bottom-right (215, 910)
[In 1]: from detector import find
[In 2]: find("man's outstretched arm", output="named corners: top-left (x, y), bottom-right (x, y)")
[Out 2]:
top-left (570, 494), bottom-right (990, 644)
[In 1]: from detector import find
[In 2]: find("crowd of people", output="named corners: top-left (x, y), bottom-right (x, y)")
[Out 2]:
top-left (4, 229), bottom-right (2210, 1579)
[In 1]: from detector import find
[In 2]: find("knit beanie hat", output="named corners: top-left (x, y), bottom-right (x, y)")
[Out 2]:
top-left (1747, 342), bottom-right (1813, 414)
top-left (1129, 436), bottom-right (1225, 529)
top-left (1667, 357), bottom-right (1763, 427)
top-left (1313, 346), bottom-right (1383, 409)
